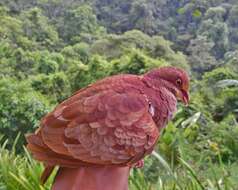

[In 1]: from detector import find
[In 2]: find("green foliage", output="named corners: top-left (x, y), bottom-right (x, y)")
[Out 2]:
top-left (0, 79), bottom-right (50, 150)
top-left (193, 9), bottom-right (202, 18)
top-left (58, 4), bottom-right (105, 43)
top-left (0, 137), bottom-right (55, 190)
top-left (1, 138), bottom-right (238, 190)
top-left (203, 67), bottom-right (236, 84)
top-left (110, 49), bottom-right (168, 75)
top-left (31, 72), bottom-right (71, 103)
top-left (20, 7), bottom-right (59, 48)
top-left (0, 6), bottom-right (23, 43)
top-left (91, 30), bottom-right (189, 70)
top-left (0, 1), bottom-right (238, 189)
top-left (187, 35), bottom-right (216, 74)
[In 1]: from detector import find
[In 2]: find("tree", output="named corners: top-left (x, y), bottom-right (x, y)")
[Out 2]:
top-left (110, 48), bottom-right (168, 75)
top-left (0, 6), bottom-right (24, 44)
top-left (20, 7), bottom-right (59, 48)
top-left (90, 30), bottom-right (189, 70)
top-left (58, 4), bottom-right (105, 43)
top-left (187, 35), bottom-right (217, 74)
top-left (31, 72), bottom-right (71, 103)
top-left (228, 5), bottom-right (238, 49)
top-left (0, 78), bottom-right (50, 150)
top-left (198, 7), bottom-right (229, 58)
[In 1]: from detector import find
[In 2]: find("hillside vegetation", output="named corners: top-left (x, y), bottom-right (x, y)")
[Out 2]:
top-left (0, 0), bottom-right (238, 189)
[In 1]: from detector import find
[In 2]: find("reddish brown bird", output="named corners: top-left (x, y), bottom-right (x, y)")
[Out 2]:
top-left (26, 66), bottom-right (189, 190)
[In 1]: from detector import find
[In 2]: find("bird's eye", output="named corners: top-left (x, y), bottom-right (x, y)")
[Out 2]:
top-left (176, 78), bottom-right (182, 86)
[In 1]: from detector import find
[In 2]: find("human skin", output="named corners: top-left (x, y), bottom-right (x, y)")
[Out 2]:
top-left (52, 166), bottom-right (130, 190)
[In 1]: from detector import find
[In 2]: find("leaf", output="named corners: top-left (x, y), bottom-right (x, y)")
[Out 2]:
top-left (177, 8), bottom-right (185, 15)
top-left (192, 9), bottom-right (202, 18)
top-left (181, 112), bottom-right (201, 128)
top-left (179, 157), bottom-right (205, 190)
top-left (151, 151), bottom-right (183, 189)
top-left (216, 79), bottom-right (238, 88)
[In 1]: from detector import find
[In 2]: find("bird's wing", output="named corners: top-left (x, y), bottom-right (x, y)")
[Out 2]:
top-left (40, 80), bottom-right (159, 166)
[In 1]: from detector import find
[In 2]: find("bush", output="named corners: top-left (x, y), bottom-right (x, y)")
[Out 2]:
top-left (0, 78), bottom-right (50, 151)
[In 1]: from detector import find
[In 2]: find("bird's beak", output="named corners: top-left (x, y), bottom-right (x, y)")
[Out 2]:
top-left (181, 89), bottom-right (189, 106)
top-left (176, 89), bottom-right (189, 106)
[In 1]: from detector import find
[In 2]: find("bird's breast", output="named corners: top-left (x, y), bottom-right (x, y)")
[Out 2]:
top-left (142, 87), bottom-right (177, 129)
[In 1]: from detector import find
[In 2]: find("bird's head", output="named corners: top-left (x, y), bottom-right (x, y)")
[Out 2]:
top-left (144, 66), bottom-right (190, 105)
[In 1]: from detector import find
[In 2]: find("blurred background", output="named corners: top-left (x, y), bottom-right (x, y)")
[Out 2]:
top-left (0, 0), bottom-right (238, 189)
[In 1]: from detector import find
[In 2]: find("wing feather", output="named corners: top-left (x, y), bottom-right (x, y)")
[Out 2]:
top-left (34, 76), bottom-right (159, 167)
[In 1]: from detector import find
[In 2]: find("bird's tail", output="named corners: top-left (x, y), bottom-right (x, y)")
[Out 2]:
top-left (26, 133), bottom-right (130, 189)
top-left (26, 132), bottom-right (84, 184)
top-left (40, 165), bottom-right (55, 184)
top-left (25, 133), bottom-right (56, 184)
top-left (52, 166), bottom-right (130, 190)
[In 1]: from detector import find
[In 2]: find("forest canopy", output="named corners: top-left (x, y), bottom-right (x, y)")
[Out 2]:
top-left (0, 0), bottom-right (238, 190)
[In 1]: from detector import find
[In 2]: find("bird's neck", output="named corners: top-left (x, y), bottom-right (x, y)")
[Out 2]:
top-left (51, 166), bottom-right (130, 190)
top-left (141, 75), bottom-right (178, 127)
